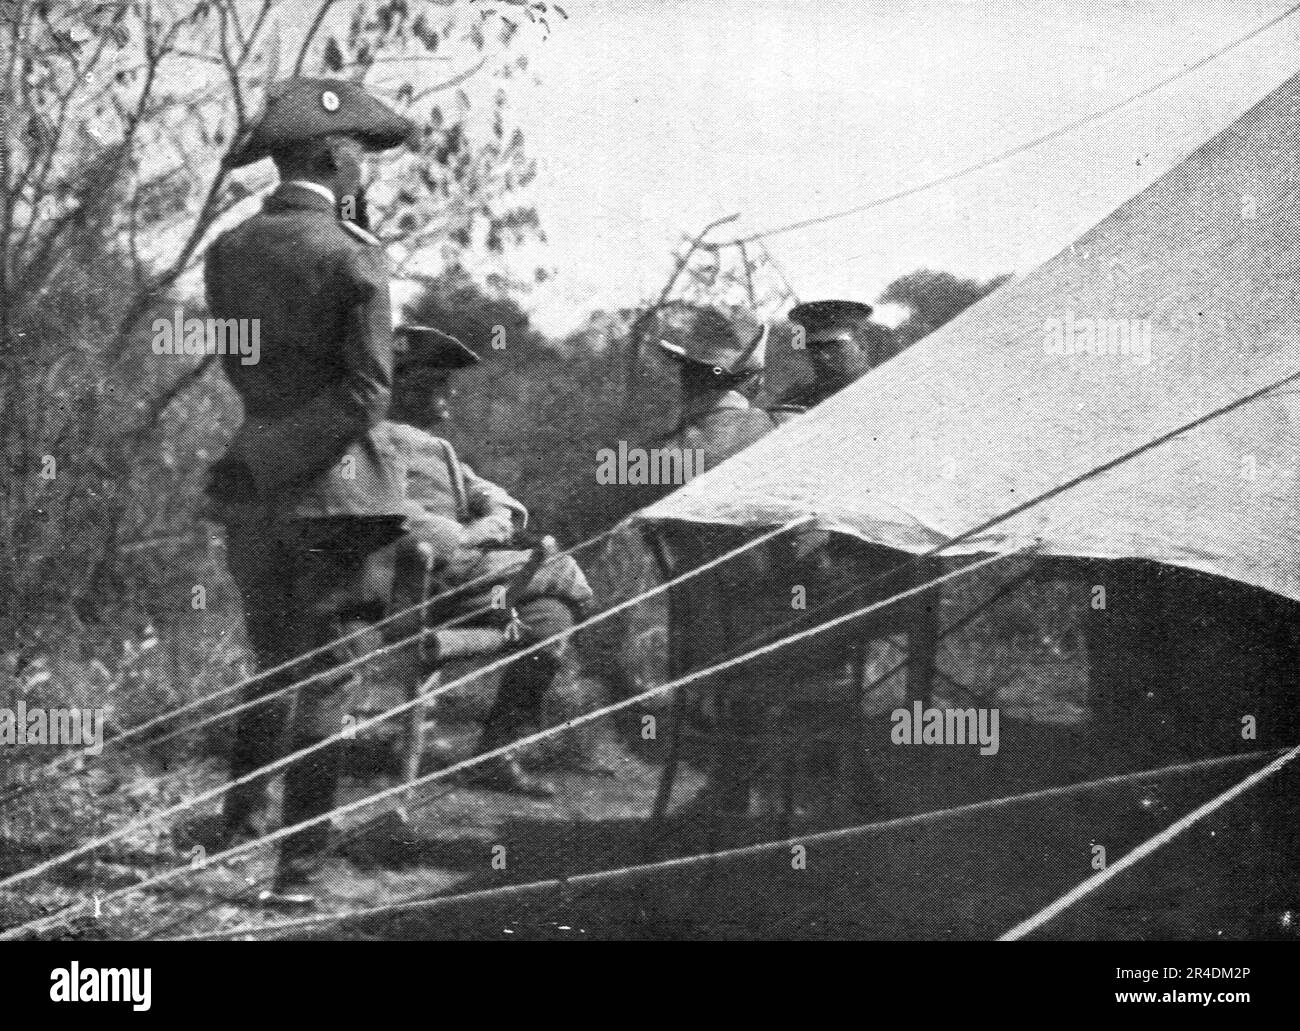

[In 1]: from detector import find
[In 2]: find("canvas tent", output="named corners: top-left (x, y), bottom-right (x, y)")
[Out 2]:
top-left (638, 71), bottom-right (1300, 605)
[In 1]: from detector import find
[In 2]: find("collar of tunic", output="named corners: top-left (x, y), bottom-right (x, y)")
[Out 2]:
top-left (266, 180), bottom-right (338, 213)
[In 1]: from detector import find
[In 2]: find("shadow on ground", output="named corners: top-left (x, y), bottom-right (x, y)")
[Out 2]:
top-left (278, 716), bottom-right (1290, 940)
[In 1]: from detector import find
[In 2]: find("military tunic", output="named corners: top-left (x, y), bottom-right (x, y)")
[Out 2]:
top-left (205, 183), bottom-right (406, 521)
top-left (203, 182), bottom-right (406, 852)
top-left (373, 419), bottom-right (595, 763)
top-left (383, 420), bottom-right (592, 644)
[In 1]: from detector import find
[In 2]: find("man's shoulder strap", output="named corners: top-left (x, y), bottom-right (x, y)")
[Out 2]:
top-left (340, 220), bottom-right (382, 246)
top-left (385, 421), bottom-right (454, 457)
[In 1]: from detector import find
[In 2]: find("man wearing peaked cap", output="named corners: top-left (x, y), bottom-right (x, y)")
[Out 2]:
top-left (193, 78), bottom-right (415, 905)
top-left (770, 299), bottom-right (892, 424)
top-left (767, 299), bottom-right (912, 815)
top-left (379, 325), bottom-right (593, 798)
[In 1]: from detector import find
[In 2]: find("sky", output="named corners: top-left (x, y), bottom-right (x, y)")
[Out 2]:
top-left (491, 0), bottom-right (1300, 336)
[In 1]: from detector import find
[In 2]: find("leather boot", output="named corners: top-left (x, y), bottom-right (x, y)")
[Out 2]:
top-left (181, 692), bottom-right (285, 854)
top-left (263, 739), bottom-right (343, 907)
top-left (462, 651), bottom-right (561, 798)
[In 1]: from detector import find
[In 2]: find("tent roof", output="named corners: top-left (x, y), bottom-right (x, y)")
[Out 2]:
top-left (640, 72), bottom-right (1300, 601)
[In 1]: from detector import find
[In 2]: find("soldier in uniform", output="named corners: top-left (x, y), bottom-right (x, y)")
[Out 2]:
top-left (384, 326), bottom-right (593, 799)
top-left (640, 306), bottom-right (781, 814)
top-left (651, 307), bottom-right (775, 469)
top-left (194, 78), bottom-right (414, 903)
top-left (769, 299), bottom-right (889, 424)
top-left (770, 299), bottom-right (928, 811)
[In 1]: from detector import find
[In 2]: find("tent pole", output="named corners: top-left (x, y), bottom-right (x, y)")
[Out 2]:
top-left (644, 529), bottom-right (686, 854)
top-left (905, 560), bottom-right (941, 709)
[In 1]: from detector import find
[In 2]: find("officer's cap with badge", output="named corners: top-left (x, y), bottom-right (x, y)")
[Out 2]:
top-left (393, 325), bottom-right (480, 372)
top-left (655, 305), bottom-right (768, 382)
top-left (225, 77), bottom-right (414, 169)
top-left (788, 299), bottom-right (875, 347)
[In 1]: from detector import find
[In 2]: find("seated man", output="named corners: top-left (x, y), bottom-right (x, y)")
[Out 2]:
top-left (383, 326), bottom-right (593, 798)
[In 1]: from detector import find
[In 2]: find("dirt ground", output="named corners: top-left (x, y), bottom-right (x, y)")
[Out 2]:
top-left (40, 714), bottom-right (1279, 941)
top-left (2, 634), bottom-right (1292, 941)
top-left (295, 719), bottom-right (1282, 942)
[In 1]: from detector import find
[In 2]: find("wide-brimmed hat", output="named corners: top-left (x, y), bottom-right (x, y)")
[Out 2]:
top-left (393, 325), bottom-right (480, 370)
top-left (655, 305), bottom-right (767, 376)
top-left (226, 78), bottom-right (414, 169)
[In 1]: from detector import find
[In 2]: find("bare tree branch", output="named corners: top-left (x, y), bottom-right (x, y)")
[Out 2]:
top-left (216, 0), bottom-right (247, 128)
top-left (292, 0), bottom-right (340, 77)
top-left (408, 55), bottom-right (489, 102)
top-left (239, 0), bottom-right (279, 73)
top-left (623, 213), bottom-right (741, 406)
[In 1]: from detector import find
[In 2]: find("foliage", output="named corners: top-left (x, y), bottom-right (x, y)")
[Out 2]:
top-left (879, 268), bottom-right (1010, 347)
top-left (0, 0), bottom-right (552, 631)
top-left (0, 2), bottom-right (555, 755)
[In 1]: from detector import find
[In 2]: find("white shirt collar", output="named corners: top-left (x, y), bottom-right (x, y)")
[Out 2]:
top-left (282, 180), bottom-right (337, 207)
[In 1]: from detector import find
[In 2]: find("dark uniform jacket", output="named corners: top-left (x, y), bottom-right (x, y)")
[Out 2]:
top-left (204, 182), bottom-right (406, 524)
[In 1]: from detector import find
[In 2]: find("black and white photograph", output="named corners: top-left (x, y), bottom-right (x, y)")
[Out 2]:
top-left (1, 0), bottom-right (1299, 975)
